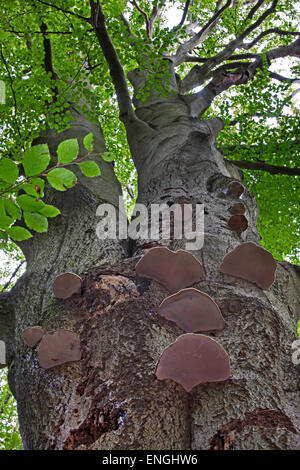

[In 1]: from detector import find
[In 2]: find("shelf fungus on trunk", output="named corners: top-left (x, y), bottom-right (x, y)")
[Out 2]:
top-left (0, 340), bottom-right (6, 367)
top-left (230, 202), bottom-right (246, 215)
top-left (52, 272), bottom-right (82, 299)
top-left (37, 330), bottom-right (81, 369)
top-left (228, 214), bottom-right (248, 234)
top-left (22, 326), bottom-right (45, 347)
top-left (220, 242), bottom-right (277, 290)
top-left (155, 334), bottom-right (231, 392)
top-left (135, 247), bottom-right (205, 293)
top-left (157, 288), bottom-right (225, 333)
top-left (227, 181), bottom-right (245, 198)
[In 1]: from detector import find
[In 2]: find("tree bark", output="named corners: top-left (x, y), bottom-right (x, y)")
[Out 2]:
top-left (2, 83), bottom-right (300, 450)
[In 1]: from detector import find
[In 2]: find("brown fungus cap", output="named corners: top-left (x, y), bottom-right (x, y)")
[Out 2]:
top-left (158, 288), bottom-right (225, 333)
top-left (227, 181), bottom-right (245, 197)
top-left (52, 272), bottom-right (82, 299)
top-left (155, 333), bottom-right (231, 392)
top-left (228, 214), bottom-right (248, 233)
top-left (136, 247), bottom-right (205, 293)
top-left (37, 330), bottom-right (81, 369)
top-left (220, 242), bottom-right (276, 290)
top-left (230, 203), bottom-right (246, 215)
top-left (22, 326), bottom-right (45, 347)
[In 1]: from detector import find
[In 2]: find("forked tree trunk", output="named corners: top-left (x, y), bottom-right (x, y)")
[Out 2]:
top-left (1, 83), bottom-right (300, 450)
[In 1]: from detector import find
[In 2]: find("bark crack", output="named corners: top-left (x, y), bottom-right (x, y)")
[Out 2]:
top-left (209, 408), bottom-right (297, 450)
top-left (63, 398), bottom-right (124, 450)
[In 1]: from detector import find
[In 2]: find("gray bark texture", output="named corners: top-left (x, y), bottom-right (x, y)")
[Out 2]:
top-left (1, 83), bottom-right (300, 450)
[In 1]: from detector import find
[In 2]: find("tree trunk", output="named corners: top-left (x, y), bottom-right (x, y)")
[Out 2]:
top-left (1, 84), bottom-right (300, 450)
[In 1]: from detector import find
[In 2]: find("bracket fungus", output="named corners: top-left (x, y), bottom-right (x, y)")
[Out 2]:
top-left (230, 202), bottom-right (246, 215)
top-left (155, 333), bottom-right (231, 392)
top-left (53, 272), bottom-right (82, 299)
top-left (136, 247), bottom-right (205, 293)
top-left (228, 214), bottom-right (248, 233)
top-left (157, 288), bottom-right (225, 333)
top-left (0, 340), bottom-right (6, 366)
top-left (22, 326), bottom-right (45, 347)
top-left (227, 181), bottom-right (245, 197)
top-left (220, 242), bottom-right (276, 290)
top-left (37, 330), bottom-right (81, 369)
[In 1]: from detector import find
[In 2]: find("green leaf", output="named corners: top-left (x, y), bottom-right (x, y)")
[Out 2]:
top-left (101, 152), bottom-right (114, 162)
top-left (298, 318), bottom-right (300, 338)
top-left (0, 198), bottom-right (5, 216)
top-left (83, 133), bottom-right (94, 152)
top-left (57, 138), bottom-right (79, 164)
top-left (47, 168), bottom-right (77, 191)
top-left (4, 199), bottom-right (22, 220)
top-left (39, 204), bottom-right (61, 217)
top-left (0, 158), bottom-right (19, 184)
top-left (21, 178), bottom-right (45, 198)
top-left (7, 226), bottom-right (32, 241)
top-left (78, 161), bottom-right (101, 177)
top-left (0, 230), bottom-right (8, 241)
top-left (24, 212), bottom-right (48, 232)
top-left (0, 214), bottom-right (14, 230)
top-left (22, 144), bottom-right (50, 177)
top-left (16, 195), bottom-right (45, 212)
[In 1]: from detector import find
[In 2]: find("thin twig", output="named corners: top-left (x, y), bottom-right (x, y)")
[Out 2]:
top-left (269, 71), bottom-right (298, 83)
top-left (34, 0), bottom-right (89, 21)
top-left (174, 0), bottom-right (232, 65)
top-left (0, 47), bottom-right (22, 139)
top-left (224, 159), bottom-right (300, 176)
top-left (241, 28), bottom-right (300, 50)
top-left (125, 184), bottom-right (135, 200)
top-left (177, 0), bottom-right (191, 28)
top-left (130, 0), bottom-right (150, 37)
top-left (1, 261), bottom-right (25, 292)
top-left (5, 29), bottom-right (76, 34)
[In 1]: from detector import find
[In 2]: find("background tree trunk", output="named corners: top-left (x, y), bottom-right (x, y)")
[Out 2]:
top-left (2, 86), bottom-right (300, 450)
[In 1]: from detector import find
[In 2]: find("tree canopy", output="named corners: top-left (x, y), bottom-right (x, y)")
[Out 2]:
top-left (0, 0), bottom-right (299, 264)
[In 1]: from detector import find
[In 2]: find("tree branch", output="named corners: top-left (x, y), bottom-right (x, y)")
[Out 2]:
top-left (239, 0), bottom-right (278, 42)
top-left (240, 28), bottom-right (300, 50)
top-left (173, 0), bottom-right (232, 66)
top-left (125, 184), bottom-right (135, 200)
top-left (0, 46), bottom-right (22, 138)
top-left (40, 22), bottom-right (60, 100)
top-left (40, 23), bottom-right (57, 78)
top-left (34, 0), bottom-right (89, 21)
top-left (188, 66), bottom-right (248, 116)
top-left (180, 0), bottom-right (280, 92)
top-left (121, 14), bottom-right (136, 41)
top-left (130, 0), bottom-right (151, 37)
top-left (89, 1), bottom-right (135, 121)
top-left (177, 0), bottom-right (191, 28)
top-left (185, 52), bottom-right (259, 62)
top-left (243, 0), bottom-right (266, 23)
top-left (187, 36), bottom-right (300, 116)
top-left (5, 29), bottom-right (75, 35)
top-left (224, 159), bottom-right (300, 176)
top-left (1, 262), bottom-right (25, 293)
top-left (268, 71), bottom-right (298, 83)
top-left (149, 1), bottom-right (166, 37)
